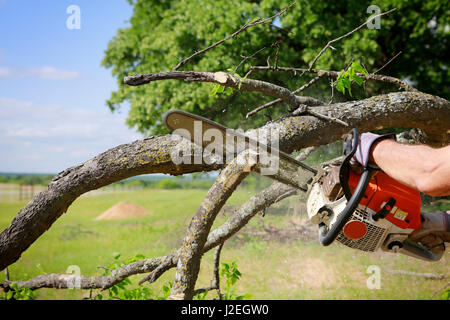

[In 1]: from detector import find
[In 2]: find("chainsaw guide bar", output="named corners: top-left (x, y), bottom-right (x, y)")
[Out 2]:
top-left (164, 110), bottom-right (320, 192)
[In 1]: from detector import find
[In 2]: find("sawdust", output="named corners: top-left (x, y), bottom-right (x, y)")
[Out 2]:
top-left (94, 201), bottom-right (152, 221)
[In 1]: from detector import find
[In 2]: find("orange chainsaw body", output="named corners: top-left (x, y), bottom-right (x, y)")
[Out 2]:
top-left (348, 170), bottom-right (422, 233)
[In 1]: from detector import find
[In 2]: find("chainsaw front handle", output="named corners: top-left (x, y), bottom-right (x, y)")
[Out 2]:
top-left (318, 128), bottom-right (374, 246)
top-left (318, 167), bottom-right (373, 246)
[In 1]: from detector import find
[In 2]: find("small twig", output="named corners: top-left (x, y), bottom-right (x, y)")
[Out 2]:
top-left (306, 108), bottom-right (349, 126)
top-left (274, 42), bottom-right (280, 69)
top-left (172, 2), bottom-right (296, 71)
top-left (192, 244), bottom-right (224, 299)
top-left (328, 81), bottom-right (335, 104)
top-left (432, 282), bottom-right (450, 299)
top-left (139, 254), bottom-right (175, 285)
top-left (245, 74), bottom-right (325, 118)
top-left (273, 189), bottom-right (297, 204)
top-left (5, 268), bottom-right (9, 282)
top-left (212, 243), bottom-right (223, 299)
top-left (97, 266), bottom-right (114, 272)
top-left (193, 242), bottom-right (225, 299)
top-left (246, 98), bottom-right (283, 118)
top-left (233, 45), bottom-right (270, 74)
top-left (290, 102), bottom-right (348, 126)
top-left (296, 146), bottom-right (318, 161)
top-left (372, 51), bottom-right (402, 75)
top-left (297, 74), bottom-right (323, 93)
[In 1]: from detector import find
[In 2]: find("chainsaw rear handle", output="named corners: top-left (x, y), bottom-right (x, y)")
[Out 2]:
top-left (318, 128), bottom-right (374, 246)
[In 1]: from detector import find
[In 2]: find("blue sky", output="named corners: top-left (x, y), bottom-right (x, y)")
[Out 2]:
top-left (0, 0), bottom-right (142, 173)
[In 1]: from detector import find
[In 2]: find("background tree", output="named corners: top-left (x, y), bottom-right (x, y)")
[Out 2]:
top-left (102, 0), bottom-right (449, 136)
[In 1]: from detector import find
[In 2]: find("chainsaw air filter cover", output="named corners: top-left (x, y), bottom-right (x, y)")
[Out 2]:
top-left (337, 170), bottom-right (422, 252)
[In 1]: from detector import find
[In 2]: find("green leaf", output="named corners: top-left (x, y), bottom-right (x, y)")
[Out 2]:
top-left (6, 291), bottom-right (14, 300)
top-left (94, 294), bottom-right (103, 300)
top-left (342, 78), bottom-right (351, 93)
top-left (351, 62), bottom-right (368, 75)
top-left (210, 84), bottom-right (220, 96)
top-left (225, 87), bottom-right (233, 95)
top-left (335, 80), bottom-right (345, 94)
top-left (110, 286), bottom-right (118, 295)
top-left (352, 74), bottom-right (364, 86)
top-left (441, 289), bottom-right (450, 300)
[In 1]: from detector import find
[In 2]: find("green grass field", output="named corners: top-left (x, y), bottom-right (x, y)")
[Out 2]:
top-left (0, 187), bottom-right (448, 300)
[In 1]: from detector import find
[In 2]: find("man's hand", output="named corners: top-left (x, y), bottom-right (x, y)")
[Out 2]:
top-left (350, 131), bottom-right (396, 169)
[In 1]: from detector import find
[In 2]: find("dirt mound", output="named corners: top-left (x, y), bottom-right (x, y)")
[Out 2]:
top-left (94, 201), bottom-right (152, 221)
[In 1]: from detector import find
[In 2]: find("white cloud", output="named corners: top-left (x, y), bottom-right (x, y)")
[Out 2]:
top-left (0, 66), bottom-right (79, 80)
top-left (0, 97), bottom-right (142, 173)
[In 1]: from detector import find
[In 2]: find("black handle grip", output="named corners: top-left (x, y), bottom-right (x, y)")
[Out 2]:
top-left (318, 167), bottom-right (372, 246)
top-left (318, 128), bottom-right (373, 246)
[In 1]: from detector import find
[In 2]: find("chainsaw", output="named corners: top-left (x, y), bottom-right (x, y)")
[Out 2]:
top-left (164, 110), bottom-right (443, 261)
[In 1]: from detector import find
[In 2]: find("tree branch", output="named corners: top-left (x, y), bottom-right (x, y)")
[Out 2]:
top-left (245, 66), bottom-right (418, 117)
top-left (192, 243), bottom-right (224, 299)
top-left (250, 66), bottom-right (417, 91)
top-left (169, 150), bottom-right (256, 300)
top-left (124, 71), bottom-right (323, 109)
top-left (0, 257), bottom-right (165, 291)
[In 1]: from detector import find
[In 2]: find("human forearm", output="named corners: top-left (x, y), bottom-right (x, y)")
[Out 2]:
top-left (371, 140), bottom-right (450, 196)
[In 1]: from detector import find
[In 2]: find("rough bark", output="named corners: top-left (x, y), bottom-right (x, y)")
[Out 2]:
top-left (0, 257), bottom-right (164, 290)
top-left (124, 71), bottom-right (324, 108)
top-left (169, 151), bottom-right (255, 300)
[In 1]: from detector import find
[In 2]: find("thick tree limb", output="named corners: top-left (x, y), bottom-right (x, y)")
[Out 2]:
top-left (169, 151), bottom-right (256, 300)
top-left (1, 91), bottom-right (448, 272)
top-left (261, 91), bottom-right (449, 150)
